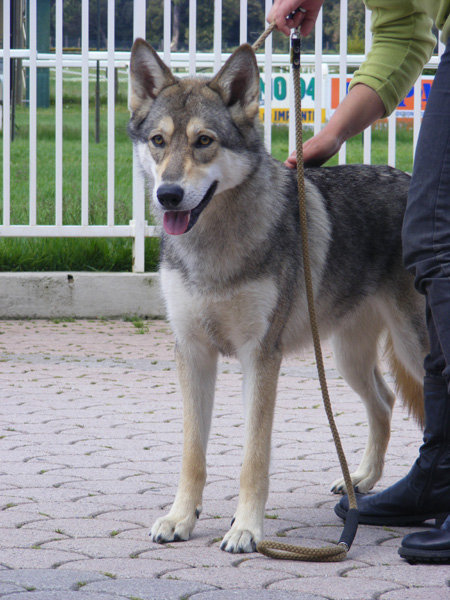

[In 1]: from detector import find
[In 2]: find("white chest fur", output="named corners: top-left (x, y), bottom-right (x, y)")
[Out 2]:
top-left (160, 268), bottom-right (279, 355)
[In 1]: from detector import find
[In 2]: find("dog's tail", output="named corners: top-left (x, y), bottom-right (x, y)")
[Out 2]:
top-left (385, 334), bottom-right (425, 428)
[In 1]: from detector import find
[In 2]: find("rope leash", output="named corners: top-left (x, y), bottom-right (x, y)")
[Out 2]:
top-left (252, 21), bottom-right (277, 52)
top-left (251, 24), bottom-right (359, 563)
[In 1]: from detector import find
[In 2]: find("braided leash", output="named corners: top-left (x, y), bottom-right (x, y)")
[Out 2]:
top-left (252, 21), bottom-right (277, 52)
top-left (251, 24), bottom-right (359, 563)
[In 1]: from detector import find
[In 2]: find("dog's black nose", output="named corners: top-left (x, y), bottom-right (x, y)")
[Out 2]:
top-left (157, 184), bottom-right (184, 209)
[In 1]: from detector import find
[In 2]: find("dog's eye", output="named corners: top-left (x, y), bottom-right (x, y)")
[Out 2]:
top-left (196, 135), bottom-right (213, 148)
top-left (151, 135), bottom-right (165, 147)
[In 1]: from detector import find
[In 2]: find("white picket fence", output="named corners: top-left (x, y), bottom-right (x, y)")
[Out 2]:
top-left (0, 1), bottom-right (444, 272)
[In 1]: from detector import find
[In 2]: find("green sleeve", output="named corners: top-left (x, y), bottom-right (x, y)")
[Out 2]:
top-left (349, 1), bottom-right (436, 116)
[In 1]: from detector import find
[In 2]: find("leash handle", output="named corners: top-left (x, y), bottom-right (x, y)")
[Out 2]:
top-left (339, 508), bottom-right (359, 549)
top-left (290, 28), bottom-right (301, 69)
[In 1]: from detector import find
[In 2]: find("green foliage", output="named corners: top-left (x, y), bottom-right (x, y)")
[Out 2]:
top-left (50, 0), bottom-right (135, 49)
top-left (146, 0), bottom-right (266, 52)
top-left (50, 0), bottom-right (365, 54)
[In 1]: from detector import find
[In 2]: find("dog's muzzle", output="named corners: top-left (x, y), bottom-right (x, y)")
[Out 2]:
top-left (159, 181), bottom-right (218, 236)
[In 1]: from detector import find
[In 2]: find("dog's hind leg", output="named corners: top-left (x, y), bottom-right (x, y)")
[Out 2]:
top-left (220, 346), bottom-right (282, 553)
top-left (151, 339), bottom-right (218, 544)
top-left (330, 306), bottom-right (396, 494)
top-left (379, 290), bottom-right (427, 428)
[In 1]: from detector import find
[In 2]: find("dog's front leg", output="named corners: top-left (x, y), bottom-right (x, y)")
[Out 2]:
top-left (151, 342), bottom-right (218, 544)
top-left (220, 347), bottom-right (282, 553)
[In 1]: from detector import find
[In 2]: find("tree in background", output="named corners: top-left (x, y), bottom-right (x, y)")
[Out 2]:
top-left (323, 0), bottom-right (365, 52)
top-left (49, 0), bottom-right (364, 54)
top-left (147, 0), bottom-right (266, 52)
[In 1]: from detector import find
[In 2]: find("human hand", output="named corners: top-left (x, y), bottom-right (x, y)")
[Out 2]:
top-left (267, 0), bottom-right (325, 37)
top-left (284, 128), bottom-right (342, 168)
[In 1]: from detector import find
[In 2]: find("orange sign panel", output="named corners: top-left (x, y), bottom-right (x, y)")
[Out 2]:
top-left (331, 77), bottom-right (433, 112)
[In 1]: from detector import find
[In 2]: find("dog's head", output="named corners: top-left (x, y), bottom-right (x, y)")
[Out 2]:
top-left (128, 39), bottom-right (261, 235)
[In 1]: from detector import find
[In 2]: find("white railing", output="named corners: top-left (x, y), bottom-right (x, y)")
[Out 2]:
top-left (1, 1), bottom-right (444, 272)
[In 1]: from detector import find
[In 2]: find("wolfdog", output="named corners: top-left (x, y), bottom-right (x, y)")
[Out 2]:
top-left (128, 39), bottom-right (428, 553)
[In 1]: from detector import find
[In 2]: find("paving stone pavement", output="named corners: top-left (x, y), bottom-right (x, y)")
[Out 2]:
top-left (0, 318), bottom-right (448, 600)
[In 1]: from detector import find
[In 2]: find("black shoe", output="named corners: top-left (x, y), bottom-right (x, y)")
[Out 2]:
top-left (334, 481), bottom-right (448, 526)
top-left (399, 514), bottom-right (450, 564)
top-left (335, 375), bottom-right (450, 527)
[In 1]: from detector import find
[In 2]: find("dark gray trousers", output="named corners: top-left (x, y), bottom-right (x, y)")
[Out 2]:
top-left (403, 41), bottom-right (450, 387)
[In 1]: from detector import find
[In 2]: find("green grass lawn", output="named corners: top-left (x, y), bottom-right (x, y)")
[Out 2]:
top-left (1, 100), bottom-right (159, 272)
top-left (0, 90), bottom-right (415, 272)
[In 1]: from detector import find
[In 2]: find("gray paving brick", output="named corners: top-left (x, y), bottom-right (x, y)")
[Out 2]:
top-left (191, 591), bottom-right (323, 600)
top-left (380, 588), bottom-right (450, 600)
top-left (0, 548), bottom-right (88, 569)
top-left (20, 517), bottom-right (143, 538)
top-left (160, 566), bottom-right (298, 590)
top-left (0, 583), bottom-right (22, 595)
top-left (0, 569), bottom-right (107, 591)
top-left (55, 557), bottom-right (190, 578)
top-left (85, 578), bottom-right (214, 599)
top-left (268, 575), bottom-right (405, 598)
top-left (0, 593), bottom-right (119, 600)
top-left (0, 319), bottom-right (448, 598)
top-left (346, 563), bottom-right (450, 588)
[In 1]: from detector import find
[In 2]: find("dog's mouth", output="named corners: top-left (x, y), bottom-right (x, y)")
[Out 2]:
top-left (162, 181), bottom-right (218, 236)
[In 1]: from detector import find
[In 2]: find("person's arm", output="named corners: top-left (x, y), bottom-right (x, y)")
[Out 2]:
top-left (289, 83), bottom-right (385, 167)
top-left (267, 0), bottom-right (324, 36)
top-left (349, 1), bottom-right (435, 117)
top-left (281, 0), bottom-right (436, 167)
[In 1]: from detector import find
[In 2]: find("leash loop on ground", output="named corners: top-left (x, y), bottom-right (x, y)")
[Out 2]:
top-left (252, 24), bottom-right (359, 563)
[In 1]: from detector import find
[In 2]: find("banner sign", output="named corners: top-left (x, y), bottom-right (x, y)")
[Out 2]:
top-left (259, 73), bottom-right (434, 124)
top-left (330, 76), bottom-right (434, 118)
top-left (259, 73), bottom-right (326, 124)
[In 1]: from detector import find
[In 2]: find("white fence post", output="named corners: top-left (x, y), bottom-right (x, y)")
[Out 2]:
top-left (263, 0), bottom-right (272, 151)
top-left (107, 0), bottom-right (116, 228)
top-left (29, 0), bottom-right (37, 226)
top-left (314, 8), bottom-right (323, 138)
top-left (2, 0), bottom-right (11, 227)
top-left (214, 0), bottom-right (222, 73)
top-left (55, 0), bottom-right (63, 226)
top-left (81, 0), bottom-right (90, 227)
top-left (338, 0), bottom-right (347, 165)
top-left (363, 7), bottom-right (372, 164)
top-left (131, 0), bottom-right (147, 273)
top-left (189, 0), bottom-right (197, 75)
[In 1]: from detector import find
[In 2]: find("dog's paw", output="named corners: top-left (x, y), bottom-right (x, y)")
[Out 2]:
top-left (331, 471), bottom-right (376, 495)
top-left (220, 523), bottom-right (261, 553)
top-left (150, 510), bottom-right (199, 544)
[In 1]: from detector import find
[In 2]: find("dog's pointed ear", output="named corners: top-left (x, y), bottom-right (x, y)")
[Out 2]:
top-left (129, 38), bottom-right (177, 118)
top-left (209, 44), bottom-right (260, 123)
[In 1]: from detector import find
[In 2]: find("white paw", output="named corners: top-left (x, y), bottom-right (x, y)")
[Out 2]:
top-left (220, 521), bottom-right (261, 553)
top-left (150, 509), bottom-right (199, 543)
top-left (331, 471), bottom-right (378, 495)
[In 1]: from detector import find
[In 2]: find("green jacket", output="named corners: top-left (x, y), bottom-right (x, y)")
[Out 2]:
top-left (349, 1), bottom-right (450, 115)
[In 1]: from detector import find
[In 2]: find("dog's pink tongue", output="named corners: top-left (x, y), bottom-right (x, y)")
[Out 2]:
top-left (163, 211), bottom-right (191, 235)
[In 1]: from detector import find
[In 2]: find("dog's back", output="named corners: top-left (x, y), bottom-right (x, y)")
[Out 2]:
top-left (307, 164), bottom-right (410, 317)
